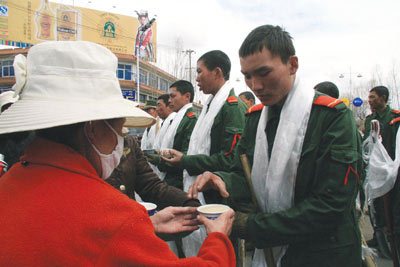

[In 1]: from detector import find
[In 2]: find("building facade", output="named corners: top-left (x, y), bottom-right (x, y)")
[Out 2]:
top-left (0, 47), bottom-right (197, 109)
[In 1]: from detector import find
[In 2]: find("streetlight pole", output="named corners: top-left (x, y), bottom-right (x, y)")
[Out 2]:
top-left (136, 49), bottom-right (140, 104)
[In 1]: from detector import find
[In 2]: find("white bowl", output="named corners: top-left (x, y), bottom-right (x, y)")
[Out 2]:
top-left (139, 202), bottom-right (157, 216)
top-left (197, 204), bottom-right (230, 220)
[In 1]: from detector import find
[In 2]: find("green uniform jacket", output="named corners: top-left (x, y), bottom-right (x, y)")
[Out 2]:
top-left (181, 88), bottom-right (247, 175)
top-left (363, 106), bottom-right (400, 228)
top-left (157, 107), bottom-right (198, 189)
top-left (363, 105), bottom-right (400, 141)
top-left (218, 92), bottom-right (362, 267)
top-left (385, 117), bottom-right (400, 235)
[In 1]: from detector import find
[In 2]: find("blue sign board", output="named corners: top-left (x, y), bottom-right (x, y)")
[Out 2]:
top-left (353, 97), bottom-right (363, 107)
top-left (122, 89), bottom-right (136, 101)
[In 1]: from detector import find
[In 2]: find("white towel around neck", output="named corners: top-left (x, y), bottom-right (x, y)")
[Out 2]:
top-left (251, 77), bottom-right (314, 267)
top-left (153, 112), bottom-right (176, 152)
top-left (155, 104), bottom-right (192, 180)
top-left (182, 80), bottom-right (233, 258)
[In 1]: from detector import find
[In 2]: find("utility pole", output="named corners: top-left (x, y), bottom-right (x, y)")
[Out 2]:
top-left (183, 49), bottom-right (195, 84)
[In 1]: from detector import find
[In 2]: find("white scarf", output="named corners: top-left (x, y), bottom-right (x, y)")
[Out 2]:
top-left (154, 112), bottom-right (176, 151)
top-left (251, 77), bottom-right (314, 267)
top-left (161, 104), bottom-right (192, 151)
top-left (182, 80), bottom-right (233, 257)
top-left (140, 117), bottom-right (161, 150)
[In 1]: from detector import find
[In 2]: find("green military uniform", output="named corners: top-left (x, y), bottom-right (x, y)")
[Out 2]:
top-left (217, 92), bottom-right (362, 267)
top-left (364, 106), bottom-right (400, 142)
top-left (378, 115), bottom-right (400, 262)
top-left (363, 106), bottom-right (400, 242)
top-left (180, 88), bottom-right (247, 176)
top-left (157, 107), bottom-right (198, 189)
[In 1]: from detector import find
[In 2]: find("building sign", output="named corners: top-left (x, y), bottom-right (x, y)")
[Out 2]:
top-left (0, 0), bottom-right (157, 60)
top-left (122, 89), bottom-right (135, 100)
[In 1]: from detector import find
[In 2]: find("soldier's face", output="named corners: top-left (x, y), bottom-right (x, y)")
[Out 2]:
top-left (196, 60), bottom-right (218, 95)
top-left (156, 99), bottom-right (170, 120)
top-left (368, 91), bottom-right (386, 112)
top-left (240, 47), bottom-right (298, 107)
top-left (169, 87), bottom-right (189, 112)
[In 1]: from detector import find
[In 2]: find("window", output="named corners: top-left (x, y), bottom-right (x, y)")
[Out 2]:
top-left (159, 78), bottom-right (169, 92)
top-left (139, 93), bottom-right (146, 103)
top-left (140, 69), bottom-right (148, 85)
top-left (117, 64), bottom-right (132, 80)
top-left (149, 72), bottom-right (158, 89)
top-left (1, 60), bottom-right (14, 77)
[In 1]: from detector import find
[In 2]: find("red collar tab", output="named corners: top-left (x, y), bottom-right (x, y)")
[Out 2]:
top-left (313, 96), bottom-right (342, 108)
top-left (226, 96), bottom-right (238, 104)
top-left (390, 117), bottom-right (400, 125)
top-left (246, 103), bottom-right (263, 115)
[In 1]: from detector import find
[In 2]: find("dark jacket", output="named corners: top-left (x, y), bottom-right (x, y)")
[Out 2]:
top-left (107, 134), bottom-right (199, 210)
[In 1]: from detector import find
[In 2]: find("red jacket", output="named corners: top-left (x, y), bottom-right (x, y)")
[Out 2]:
top-left (0, 138), bottom-right (235, 266)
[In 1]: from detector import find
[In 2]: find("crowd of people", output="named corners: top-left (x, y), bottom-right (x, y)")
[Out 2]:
top-left (0, 24), bottom-right (398, 267)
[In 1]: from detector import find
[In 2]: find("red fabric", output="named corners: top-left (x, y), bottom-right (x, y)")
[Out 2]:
top-left (246, 103), bottom-right (263, 115)
top-left (226, 96), bottom-right (238, 104)
top-left (390, 117), bottom-right (400, 125)
top-left (344, 164), bottom-right (360, 185)
top-left (224, 134), bottom-right (242, 156)
top-left (313, 96), bottom-right (342, 108)
top-left (0, 138), bottom-right (235, 266)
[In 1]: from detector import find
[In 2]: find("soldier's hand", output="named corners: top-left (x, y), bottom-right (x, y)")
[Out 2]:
top-left (145, 153), bottom-right (160, 165)
top-left (161, 149), bottom-right (183, 164)
top-left (188, 171), bottom-right (230, 199)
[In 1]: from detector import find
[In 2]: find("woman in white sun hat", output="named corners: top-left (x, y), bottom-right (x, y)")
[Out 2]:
top-left (0, 41), bottom-right (235, 266)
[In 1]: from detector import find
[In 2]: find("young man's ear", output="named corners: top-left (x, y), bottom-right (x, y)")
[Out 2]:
top-left (214, 67), bottom-right (224, 79)
top-left (289, 56), bottom-right (299, 75)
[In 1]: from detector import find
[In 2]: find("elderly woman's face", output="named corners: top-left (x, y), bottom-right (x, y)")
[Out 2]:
top-left (90, 118), bottom-right (125, 155)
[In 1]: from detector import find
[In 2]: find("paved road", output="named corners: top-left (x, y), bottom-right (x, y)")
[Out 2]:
top-left (360, 214), bottom-right (393, 267)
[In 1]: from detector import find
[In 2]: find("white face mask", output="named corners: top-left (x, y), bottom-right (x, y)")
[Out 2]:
top-left (86, 120), bottom-right (124, 180)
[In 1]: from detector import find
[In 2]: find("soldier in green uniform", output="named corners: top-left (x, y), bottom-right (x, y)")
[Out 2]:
top-left (363, 86), bottom-right (400, 252)
top-left (148, 80), bottom-right (198, 190)
top-left (383, 113), bottom-right (400, 265)
top-left (188, 25), bottom-right (362, 266)
top-left (164, 50), bottom-right (247, 191)
top-left (163, 50), bottom-right (247, 257)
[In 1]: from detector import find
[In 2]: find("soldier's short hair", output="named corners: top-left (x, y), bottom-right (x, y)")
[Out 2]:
top-left (239, 25), bottom-right (295, 64)
top-left (370, 86), bottom-right (389, 103)
top-left (198, 50), bottom-right (231, 81)
top-left (169, 80), bottom-right (194, 102)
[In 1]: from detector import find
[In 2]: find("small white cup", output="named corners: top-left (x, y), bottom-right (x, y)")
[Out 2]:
top-left (197, 204), bottom-right (230, 220)
top-left (139, 202), bottom-right (157, 216)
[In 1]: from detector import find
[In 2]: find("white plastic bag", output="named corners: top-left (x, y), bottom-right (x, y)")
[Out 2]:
top-left (363, 119), bottom-right (400, 203)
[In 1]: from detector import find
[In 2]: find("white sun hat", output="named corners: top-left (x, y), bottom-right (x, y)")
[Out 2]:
top-left (0, 41), bottom-right (155, 134)
top-left (0, 91), bottom-right (19, 112)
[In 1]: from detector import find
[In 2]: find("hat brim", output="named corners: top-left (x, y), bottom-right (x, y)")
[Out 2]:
top-left (0, 98), bottom-right (155, 134)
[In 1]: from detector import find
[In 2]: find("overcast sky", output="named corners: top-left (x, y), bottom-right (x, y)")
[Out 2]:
top-left (53, 0), bottom-right (400, 99)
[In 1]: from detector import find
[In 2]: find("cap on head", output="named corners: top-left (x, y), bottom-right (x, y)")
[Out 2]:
top-left (143, 99), bottom-right (157, 110)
